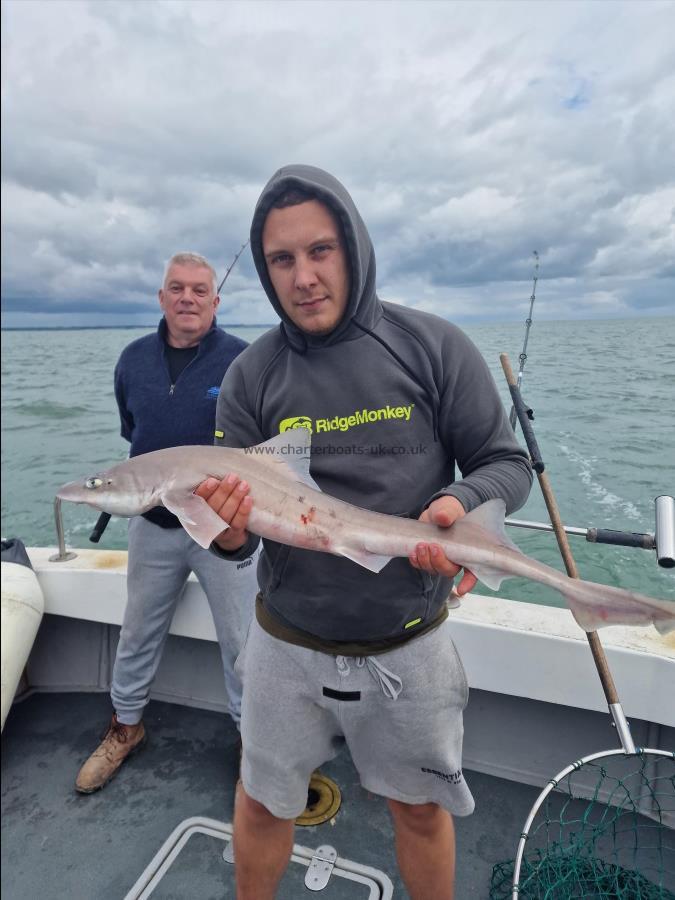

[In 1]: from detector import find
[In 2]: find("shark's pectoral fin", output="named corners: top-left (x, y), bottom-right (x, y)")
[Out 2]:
top-left (161, 490), bottom-right (229, 550)
top-left (333, 544), bottom-right (393, 574)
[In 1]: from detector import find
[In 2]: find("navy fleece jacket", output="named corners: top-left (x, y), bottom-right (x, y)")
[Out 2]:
top-left (114, 317), bottom-right (247, 527)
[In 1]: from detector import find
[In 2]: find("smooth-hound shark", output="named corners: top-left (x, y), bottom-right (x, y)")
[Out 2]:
top-left (57, 429), bottom-right (675, 635)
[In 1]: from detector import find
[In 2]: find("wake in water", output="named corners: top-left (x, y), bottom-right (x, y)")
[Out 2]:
top-left (559, 443), bottom-right (642, 522)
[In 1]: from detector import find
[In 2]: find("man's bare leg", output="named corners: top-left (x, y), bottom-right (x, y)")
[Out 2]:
top-left (233, 783), bottom-right (295, 900)
top-left (387, 799), bottom-right (456, 900)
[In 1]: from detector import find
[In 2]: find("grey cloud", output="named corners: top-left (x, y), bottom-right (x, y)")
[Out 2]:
top-left (2, 0), bottom-right (674, 328)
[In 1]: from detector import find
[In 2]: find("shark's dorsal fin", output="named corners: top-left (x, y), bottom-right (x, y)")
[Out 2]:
top-left (451, 499), bottom-right (524, 591)
top-left (462, 499), bottom-right (523, 555)
top-left (252, 429), bottom-right (321, 491)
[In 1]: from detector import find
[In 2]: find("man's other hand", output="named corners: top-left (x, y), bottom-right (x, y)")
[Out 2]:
top-left (409, 495), bottom-right (477, 595)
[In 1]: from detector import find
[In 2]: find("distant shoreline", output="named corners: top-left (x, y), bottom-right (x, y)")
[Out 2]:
top-left (2, 315), bottom-right (673, 333)
top-left (0, 324), bottom-right (278, 332)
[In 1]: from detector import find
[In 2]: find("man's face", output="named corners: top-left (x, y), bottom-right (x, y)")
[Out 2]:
top-left (159, 262), bottom-right (219, 347)
top-left (262, 200), bottom-right (350, 336)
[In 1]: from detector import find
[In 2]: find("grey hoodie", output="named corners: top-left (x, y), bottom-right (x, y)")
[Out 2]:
top-left (215, 165), bottom-right (532, 646)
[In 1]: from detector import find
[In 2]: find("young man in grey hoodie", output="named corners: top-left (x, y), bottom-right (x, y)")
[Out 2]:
top-left (197, 165), bottom-right (532, 899)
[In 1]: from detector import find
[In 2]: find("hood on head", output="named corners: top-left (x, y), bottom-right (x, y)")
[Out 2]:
top-left (250, 164), bottom-right (380, 350)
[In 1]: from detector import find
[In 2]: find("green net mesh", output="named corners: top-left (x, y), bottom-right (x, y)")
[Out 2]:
top-left (490, 751), bottom-right (675, 899)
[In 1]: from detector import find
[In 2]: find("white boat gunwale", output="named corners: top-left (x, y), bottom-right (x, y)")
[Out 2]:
top-left (26, 545), bottom-right (675, 730)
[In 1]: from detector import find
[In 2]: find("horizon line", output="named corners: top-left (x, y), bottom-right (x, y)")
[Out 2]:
top-left (0, 323), bottom-right (280, 332)
top-left (2, 313), bottom-right (674, 333)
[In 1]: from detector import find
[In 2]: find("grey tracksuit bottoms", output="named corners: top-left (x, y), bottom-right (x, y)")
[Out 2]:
top-left (111, 516), bottom-right (258, 725)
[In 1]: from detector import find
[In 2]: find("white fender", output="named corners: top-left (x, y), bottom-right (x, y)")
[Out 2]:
top-left (1, 560), bottom-right (45, 731)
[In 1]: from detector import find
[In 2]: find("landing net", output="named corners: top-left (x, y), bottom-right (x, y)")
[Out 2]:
top-left (489, 749), bottom-right (675, 899)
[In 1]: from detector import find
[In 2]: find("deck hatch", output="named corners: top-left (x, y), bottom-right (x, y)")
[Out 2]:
top-left (124, 816), bottom-right (394, 899)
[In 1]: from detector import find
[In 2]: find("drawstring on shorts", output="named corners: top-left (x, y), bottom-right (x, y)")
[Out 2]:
top-left (335, 655), bottom-right (402, 700)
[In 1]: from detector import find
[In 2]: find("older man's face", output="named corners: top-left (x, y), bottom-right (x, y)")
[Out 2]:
top-left (262, 200), bottom-right (350, 336)
top-left (159, 262), bottom-right (219, 347)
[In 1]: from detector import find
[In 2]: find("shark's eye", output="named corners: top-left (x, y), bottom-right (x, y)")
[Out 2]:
top-left (85, 477), bottom-right (103, 490)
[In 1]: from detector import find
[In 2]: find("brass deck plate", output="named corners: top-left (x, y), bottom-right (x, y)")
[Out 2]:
top-left (296, 771), bottom-right (342, 826)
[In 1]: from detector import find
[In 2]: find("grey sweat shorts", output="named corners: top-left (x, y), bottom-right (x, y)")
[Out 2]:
top-left (236, 617), bottom-right (475, 820)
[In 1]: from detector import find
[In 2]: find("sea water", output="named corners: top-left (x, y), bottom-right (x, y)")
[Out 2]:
top-left (2, 318), bottom-right (674, 609)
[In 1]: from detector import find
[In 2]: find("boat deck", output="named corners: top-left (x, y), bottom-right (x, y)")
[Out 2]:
top-left (3, 551), bottom-right (674, 897)
top-left (2, 690), bottom-right (559, 899)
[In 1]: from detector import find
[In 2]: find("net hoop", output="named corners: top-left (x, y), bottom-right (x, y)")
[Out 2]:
top-left (511, 747), bottom-right (675, 898)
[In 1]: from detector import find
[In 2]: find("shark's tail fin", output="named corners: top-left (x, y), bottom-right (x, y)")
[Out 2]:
top-left (560, 578), bottom-right (675, 635)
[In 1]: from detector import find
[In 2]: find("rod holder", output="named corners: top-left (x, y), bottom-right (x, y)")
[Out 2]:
top-left (48, 497), bottom-right (77, 562)
top-left (655, 495), bottom-right (675, 568)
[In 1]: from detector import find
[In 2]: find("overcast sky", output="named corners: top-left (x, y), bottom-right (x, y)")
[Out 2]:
top-left (1, 0), bottom-right (674, 328)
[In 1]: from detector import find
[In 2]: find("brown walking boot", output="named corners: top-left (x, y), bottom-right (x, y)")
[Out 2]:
top-left (75, 714), bottom-right (146, 794)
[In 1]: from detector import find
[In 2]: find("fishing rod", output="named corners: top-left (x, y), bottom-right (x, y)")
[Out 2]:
top-left (87, 243), bottom-right (251, 547)
top-left (509, 250), bottom-right (539, 431)
top-left (217, 240), bottom-right (249, 294)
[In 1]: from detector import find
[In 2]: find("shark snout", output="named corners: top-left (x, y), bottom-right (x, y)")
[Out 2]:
top-left (56, 480), bottom-right (92, 503)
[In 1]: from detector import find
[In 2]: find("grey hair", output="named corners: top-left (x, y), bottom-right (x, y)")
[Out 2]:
top-left (164, 252), bottom-right (218, 293)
